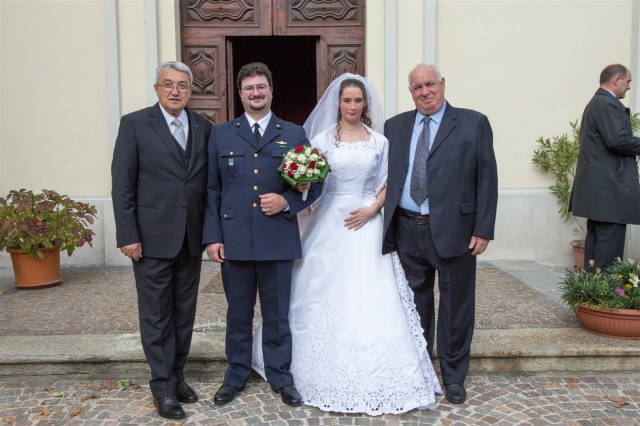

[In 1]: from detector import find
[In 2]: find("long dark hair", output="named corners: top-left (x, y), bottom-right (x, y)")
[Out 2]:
top-left (336, 78), bottom-right (372, 142)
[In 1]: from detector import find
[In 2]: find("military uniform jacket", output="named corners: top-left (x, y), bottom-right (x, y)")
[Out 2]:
top-left (202, 114), bottom-right (321, 261)
top-left (570, 88), bottom-right (640, 225)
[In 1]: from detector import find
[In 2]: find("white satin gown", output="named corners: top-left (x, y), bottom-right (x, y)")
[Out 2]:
top-left (252, 127), bottom-right (442, 415)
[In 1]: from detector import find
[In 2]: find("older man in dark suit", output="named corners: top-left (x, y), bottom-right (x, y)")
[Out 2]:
top-left (383, 64), bottom-right (498, 405)
top-left (203, 62), bottom-right (320, 406)
top-left (112, 61), bottom-right (212, 419)
top-left (570, 64), bottom-right (640, 270)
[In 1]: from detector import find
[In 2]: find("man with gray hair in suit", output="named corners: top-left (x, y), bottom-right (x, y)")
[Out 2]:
top-left (570, 64), bottom-right (640, 270)
top-left (112, 61), bottom-right (212, 419)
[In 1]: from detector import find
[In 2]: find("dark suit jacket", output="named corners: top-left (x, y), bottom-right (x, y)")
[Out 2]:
top-left (112, 103), bottom-right (213, 258)
top-left (202, 114), bottom-right (320, 261)
top-left (570, 88), bottom-right (640, 224)
top-left (382, 103), bottom-right (498, 258)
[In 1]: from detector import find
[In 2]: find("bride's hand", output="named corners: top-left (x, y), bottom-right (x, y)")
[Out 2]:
top-left (344, 206), bottom-right (378, 231)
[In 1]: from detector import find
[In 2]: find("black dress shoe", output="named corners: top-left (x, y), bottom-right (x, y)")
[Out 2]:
top-left (277, 385), bottom-right (303, 406)
top-left (175, 381), bottom-right (198, 403)
top-left (153, 395), bottom-right (185, 419)
top-left (214, 383), bottom-right (244, 405)
top-left (445, 384), bottom-right (466, 404)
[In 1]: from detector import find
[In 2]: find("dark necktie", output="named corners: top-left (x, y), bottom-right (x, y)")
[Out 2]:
top-left (253, 123), bottom-right (261, 143)
top-left (410, 116), bottom-right (431, 205)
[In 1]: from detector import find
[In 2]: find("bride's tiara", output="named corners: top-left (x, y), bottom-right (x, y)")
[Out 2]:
top-left (341, 73), bottom-right (365, 83)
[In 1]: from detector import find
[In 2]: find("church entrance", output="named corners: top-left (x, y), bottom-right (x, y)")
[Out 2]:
top-left (180, 0), bottom-right (366, 125)
top-left (228, 36), bottom-right (317, 125)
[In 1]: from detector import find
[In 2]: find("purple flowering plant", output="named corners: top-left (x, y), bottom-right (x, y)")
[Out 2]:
top-left (0, 189), bottom-right (97, 259)
top-left (560, 258), bottom-right (640, 311)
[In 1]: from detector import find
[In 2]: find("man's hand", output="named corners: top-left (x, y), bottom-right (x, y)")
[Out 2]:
top-left (120, 243), bottom-right (142, 261)
top-left (468, 236), bottom-right (489, 256)
top-left (206, 243), bottom-right (225, 263)
top-left (259, 193), bottom-right (286, 216)
top-left (296, 183), bottom-right (311, 193)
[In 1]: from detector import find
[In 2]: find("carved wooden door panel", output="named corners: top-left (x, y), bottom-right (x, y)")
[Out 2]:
top-left (273, 0), bottom-right (365, 99)
top-left (181, 0), bottom-right (365, 123)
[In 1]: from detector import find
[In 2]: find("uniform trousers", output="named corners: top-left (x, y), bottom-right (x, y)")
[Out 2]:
top-left (221, 259), bottom-right (295, 391)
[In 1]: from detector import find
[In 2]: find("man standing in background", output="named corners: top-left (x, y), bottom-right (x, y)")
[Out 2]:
top-left (571, 64), bottom-right (640, 270)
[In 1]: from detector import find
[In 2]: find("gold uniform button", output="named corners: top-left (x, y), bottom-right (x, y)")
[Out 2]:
top-left (223, 214), bottom-right (227, 218)
top-left (253, 203), bottom-right (258, 207)
top-left (253, 186), bottom-right (258, 190)
top-left (254, 169), bottom-right (259, 174)
top-left (254, 153), bottom-right (259, 158)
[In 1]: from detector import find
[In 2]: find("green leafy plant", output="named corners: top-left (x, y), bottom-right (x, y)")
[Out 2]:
top-left (560, 259), bottom-right (640, 312)
top-left (0, 189), bottom-right (98, 259)
top-left (532, 114), bottom-right (640, 234)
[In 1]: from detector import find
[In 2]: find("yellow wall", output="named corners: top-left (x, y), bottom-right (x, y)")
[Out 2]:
top-left (436, 0), bottom-right (632, 189)
top-left (0, 0), bottom-right (636, 266)
top-left (1, 0), bottom-right (111, 196)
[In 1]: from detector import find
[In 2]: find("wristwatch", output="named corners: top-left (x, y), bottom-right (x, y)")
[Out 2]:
top-left (283, 200), bottom-right (290, 212)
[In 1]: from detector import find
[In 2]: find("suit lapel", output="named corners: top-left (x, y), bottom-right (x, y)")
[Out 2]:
top-left (429, 103), bottom-right (457, 157)
top-left (400, 111), bottom-right (416, 168)
top-left (185, 109), bottom-right (200, 173)
top-left (235, 116), bottom-right (258, 148)
top-left (149, 103), bottom-right (184, 165)
top-left (258, 115), bottom-right (283, 151)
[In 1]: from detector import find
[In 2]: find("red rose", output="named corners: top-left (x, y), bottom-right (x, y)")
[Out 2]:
top-left (282, 162), bottom-right (287, 169)
top-left (287, 170), bottom-right (294, 177)
top-left (290, 162), bottom-right (298, 170)
top-left (294, 145), bottom-right (304, 153)
top-left (309, 161), bottom-right (316, 168)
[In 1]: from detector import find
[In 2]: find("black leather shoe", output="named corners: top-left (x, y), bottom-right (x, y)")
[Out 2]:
top-left (214, 383), bottom-right (244, 405)
top-left (445, 384), bottom-right (466, 404)
top-left (175, 381), bottom-right (198, 403)
top-left (277, 385), bottom-right (302, 406)
top-left (153, 395), bottom-right (185, 419)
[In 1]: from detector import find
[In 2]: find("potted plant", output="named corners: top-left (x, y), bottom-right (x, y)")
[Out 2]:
top-left (560, 259), bottom-right (640, 339)
top-left (0, 189), bottom-right (98, 288)
top-left (532, 114), bottom-right (640, 268)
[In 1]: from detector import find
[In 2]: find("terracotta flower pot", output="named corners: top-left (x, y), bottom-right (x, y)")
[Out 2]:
top-left (570, 240), bottom-right (585, 270)
top-left (575, 303), bottom-right (640, 339)
top-left (7, 247), bottom-right (62, 289)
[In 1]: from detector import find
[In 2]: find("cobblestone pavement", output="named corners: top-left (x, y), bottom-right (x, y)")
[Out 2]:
top-left (1, 373), bottom-right (639, 425)
top-left (2, 262), bottom-right (639, 424)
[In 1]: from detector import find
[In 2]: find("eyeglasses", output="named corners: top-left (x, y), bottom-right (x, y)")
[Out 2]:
top-left (158, 82), bottom-right (191, 93)
top-left (241, 84), bottom-right (270, 94)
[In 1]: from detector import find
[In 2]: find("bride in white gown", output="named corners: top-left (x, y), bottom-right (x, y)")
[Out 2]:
top-left (253, 73), bottom-right (442, 415)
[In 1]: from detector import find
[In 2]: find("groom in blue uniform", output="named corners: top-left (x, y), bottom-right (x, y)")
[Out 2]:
top-left (203, 62), bottom-right (320, 406)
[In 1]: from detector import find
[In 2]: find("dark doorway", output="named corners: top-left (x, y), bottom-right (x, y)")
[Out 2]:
top-left (229, 36), bottom-right (317, 126)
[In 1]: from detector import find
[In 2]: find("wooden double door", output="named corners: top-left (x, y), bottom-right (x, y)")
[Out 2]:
top-left (180, 0), bottom-right (366, 125)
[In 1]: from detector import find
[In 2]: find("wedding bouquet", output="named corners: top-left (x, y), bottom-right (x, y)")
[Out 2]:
top-left (278, 144), bottom-right (330, 200)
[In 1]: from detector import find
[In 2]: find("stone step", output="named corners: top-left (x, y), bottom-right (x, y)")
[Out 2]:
top-left (2, 328), bottom-right (639, 380)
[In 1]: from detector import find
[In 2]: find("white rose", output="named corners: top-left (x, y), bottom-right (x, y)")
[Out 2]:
top-left (313, 168), bottom-right (321, 175)
top-left (306, 170), bottom-right (314, 178)
top-left (297, 153), bottom-right (307, 162)
top-left (298, 165), bottom-right (307, 174)
top-left (305, 147), bottom-right (312, 155)
top-left (293, 171), bottom-right (301, 179)
top-left (310, 153), bottom-right (319, 161)
top-left (317, 159), bottom-right (326, 167)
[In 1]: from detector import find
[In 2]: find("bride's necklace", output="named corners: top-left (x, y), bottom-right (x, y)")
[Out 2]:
top-left (340, 125), bottom-right (364, 135)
